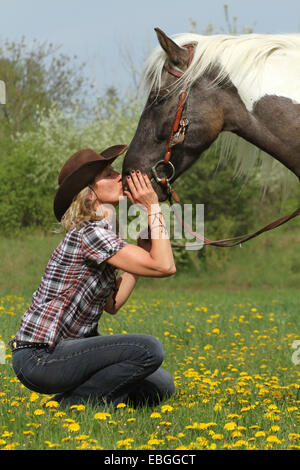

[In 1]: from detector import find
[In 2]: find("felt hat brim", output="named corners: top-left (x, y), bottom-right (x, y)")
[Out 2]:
top-left (54, 145), bottom-right (127, 221)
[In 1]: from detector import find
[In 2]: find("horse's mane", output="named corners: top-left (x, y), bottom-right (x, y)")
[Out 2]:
top-left (142, 33), bottom-right (300, 195)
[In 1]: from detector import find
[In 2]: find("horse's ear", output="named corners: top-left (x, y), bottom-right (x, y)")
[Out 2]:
top-left (154, 27), bottom-right (189, 67)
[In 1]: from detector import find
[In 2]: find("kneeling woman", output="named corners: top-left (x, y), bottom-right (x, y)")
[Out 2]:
top-left (11, 145), bottom-right (176, 408)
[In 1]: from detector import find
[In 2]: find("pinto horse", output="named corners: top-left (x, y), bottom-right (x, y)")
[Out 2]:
top-left (122, 28), bottom-right (300, 210)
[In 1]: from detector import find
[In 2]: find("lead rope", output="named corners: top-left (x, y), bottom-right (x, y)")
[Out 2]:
top-left (169, 193), bottom-right (300, 248)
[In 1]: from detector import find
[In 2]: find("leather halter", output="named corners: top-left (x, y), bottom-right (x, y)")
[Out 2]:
top-left (151, 44), bottom-right (194, 203)
top-left (151, 44), bottom-right (300, 247)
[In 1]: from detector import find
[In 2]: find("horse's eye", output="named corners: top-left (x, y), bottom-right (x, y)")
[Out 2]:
top-left (148, 89), bottom-right (171, 109)
top-left (154, 93), bottom-right (169, 105)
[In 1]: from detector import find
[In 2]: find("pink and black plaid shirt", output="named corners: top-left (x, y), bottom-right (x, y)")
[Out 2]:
top-left (14, 219), bottom-right (127, 349)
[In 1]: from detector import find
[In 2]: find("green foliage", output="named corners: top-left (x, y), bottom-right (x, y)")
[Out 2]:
top-left (0, 150), bottom-right (54, 234)
top-left (0, 37), bottom-right (91, 140)
top-left (0, 93), bottom-right (142, 233)
top-left (171, 149), bottom-right (258, 270)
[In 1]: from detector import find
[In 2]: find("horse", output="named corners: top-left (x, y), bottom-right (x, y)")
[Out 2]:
top-left (122, 28), bottom-right (300, 210)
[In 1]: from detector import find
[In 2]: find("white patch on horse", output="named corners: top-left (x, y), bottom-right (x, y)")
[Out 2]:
top-left (143, 33), bottom-right (300, 111)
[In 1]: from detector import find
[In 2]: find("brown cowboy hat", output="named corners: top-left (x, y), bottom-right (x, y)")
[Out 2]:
top-left (54, 145), bottom-right (128, 221)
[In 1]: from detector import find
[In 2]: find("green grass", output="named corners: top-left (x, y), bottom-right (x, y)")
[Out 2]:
top-left (0, 227), bottom-right (299, 449)
top-left (0, 288), bottom-right (299, 450)
top-left (1, 219), bottom-right (300, 296)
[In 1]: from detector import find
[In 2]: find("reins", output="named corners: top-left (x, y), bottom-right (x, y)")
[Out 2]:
top-left (151, 45), bottom-right (300, 248)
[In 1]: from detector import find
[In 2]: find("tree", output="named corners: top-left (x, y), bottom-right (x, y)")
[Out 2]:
top-left (0, 37), bottom-right (92, 142)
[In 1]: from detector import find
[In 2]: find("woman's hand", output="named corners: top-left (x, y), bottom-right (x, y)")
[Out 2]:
top-left (123, 171), bottom-right (159, 212)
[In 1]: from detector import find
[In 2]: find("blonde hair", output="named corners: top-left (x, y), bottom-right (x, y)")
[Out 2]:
top-left (61, 185), bottom-right (104, 232)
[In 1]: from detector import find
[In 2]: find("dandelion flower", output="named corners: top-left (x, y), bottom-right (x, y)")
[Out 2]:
top-left (68, 422), bottom-right (80, 432)
top-left (117, 438), bottom-right (134, 449)
top-left (148, 438), bottom-right (164, 446)
top-left (161, 405), bottom-right (173, 413)
top-left (255, 431), bottom-right (266, 438)
top-left (224, 422), bottom-right (237, 431)
top-left (29, 392), bottom-right (39, 402)
top-left (150, 412), bottom-right (161, 419)
top-left (70, 404), bottom-right (86, 411)
top-left (267, 435), bottom-right (282, 444)
top-left (94, 412), bottom-right (111, 421)
top-left (116, 403), bottom-right (126, 409)
top-left (45, 400), bottom-right (59, 409)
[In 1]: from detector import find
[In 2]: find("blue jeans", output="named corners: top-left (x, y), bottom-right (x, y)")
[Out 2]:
top-left (12, 334), bottom-right (175, 407)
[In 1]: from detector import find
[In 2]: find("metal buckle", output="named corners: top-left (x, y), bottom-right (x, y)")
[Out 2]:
top-left (151, 160), bottom-right (175, 185)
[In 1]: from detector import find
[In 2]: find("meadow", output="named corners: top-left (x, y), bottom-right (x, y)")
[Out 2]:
top-left (0, 288), bottom-right (300, 450)
top-left (0, 228), bottom-right (300, 450)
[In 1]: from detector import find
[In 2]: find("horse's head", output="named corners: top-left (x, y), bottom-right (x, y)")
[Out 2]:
top-left (122, 28), bottom-right (225, 201)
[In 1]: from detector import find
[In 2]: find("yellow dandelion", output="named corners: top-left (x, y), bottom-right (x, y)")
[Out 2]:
top-left (233, 440), bottom-right (247, 447)
top-left (117, 438), bottom-right (134, 449)
top-left (94, 412), bottom-right (111, 421)
top-left (214, 403), bottom-right (222, 412)
top-left (116, 403), bottom-right (126, 409)
top-left (267, 435), bottom-right (282, 444)
top-left (196, 437), bottom-right (208, 447)
top-left (212, 434), bottom-right (224, 440)
top-left (289, 433), bottom-right (300, 441)
top-left (2, 443), bottom-right (18, 450)
top-left (70, 404), bottom-right (86, 411)
top-left (150, 412), bottom-right (161, 419)
top-left (45, 400), bottom-right (59, 409)
top-left (166, 436), bottom-right (178, 442)
top-left (148, 438), bottom-right (164, 446)
top-left (68, 422), bottom-right (80, 432)
top-left (270, 425), bottom-right (280, 432)
top-left (33, 409), bottom-right (45, 416)
top-left (161, 405), bottom-right (173, 413)
top-left (29, 392), bottom-right (39, 402)
top-left (255, 431), bottom-right (266, 438)
top-left (44, 441), bottom-right (61, 448)
top-left (231, 430), bottom-right (243, 438)
top-left (224, 422), bottom-right (237, 431)
top-left (75, 435), bottom-right (89, 441)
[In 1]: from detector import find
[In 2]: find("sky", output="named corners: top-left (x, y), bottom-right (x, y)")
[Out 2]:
top-left (1, 0), bottom-right (300, 97)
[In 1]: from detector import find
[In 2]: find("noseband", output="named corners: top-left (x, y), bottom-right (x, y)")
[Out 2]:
top-left (151, 44), bottom-right (194, 202)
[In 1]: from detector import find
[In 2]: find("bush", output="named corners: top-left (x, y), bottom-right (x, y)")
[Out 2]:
top-left (0, 96), bottom-right (142, 233)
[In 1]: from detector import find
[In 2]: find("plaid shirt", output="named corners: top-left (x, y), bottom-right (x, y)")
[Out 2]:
top-left (14, 219), bottom-right (127, 349)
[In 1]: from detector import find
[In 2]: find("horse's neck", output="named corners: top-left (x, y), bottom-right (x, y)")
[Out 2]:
top-left (221, 85), bottom-right (300, 178)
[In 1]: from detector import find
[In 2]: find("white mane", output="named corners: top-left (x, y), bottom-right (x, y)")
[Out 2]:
top-left (142, 33), bottom-right (300, 194)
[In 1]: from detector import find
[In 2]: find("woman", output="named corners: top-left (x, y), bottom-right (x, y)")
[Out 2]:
top-left (11, 145), bottom-right (176, 408)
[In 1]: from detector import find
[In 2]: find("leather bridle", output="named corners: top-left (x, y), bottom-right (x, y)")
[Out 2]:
top-left (151, 44), bottom-right (194, 203)
top-left (151, 44), bottom-right (300, 247)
